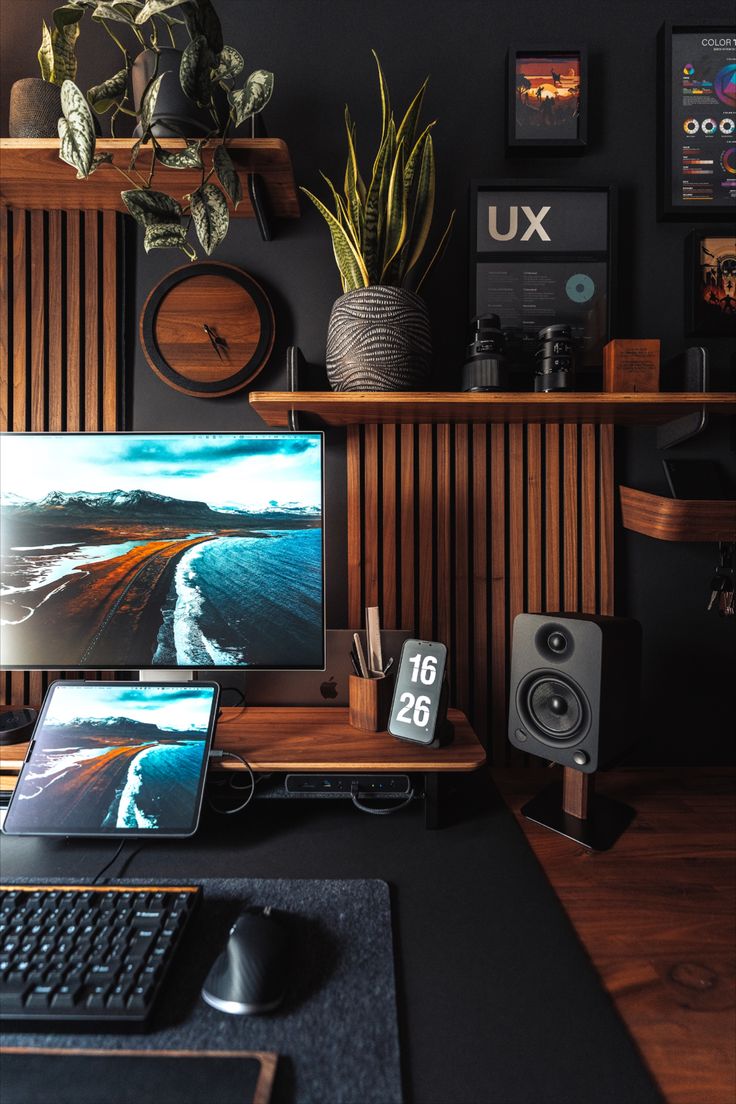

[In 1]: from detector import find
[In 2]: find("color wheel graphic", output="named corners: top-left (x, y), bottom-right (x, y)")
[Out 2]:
top-left (715, 63), bottom-right (736, 109)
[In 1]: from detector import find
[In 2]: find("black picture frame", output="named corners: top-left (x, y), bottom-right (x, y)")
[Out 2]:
top-left (470, 181), bottom-right (616, 379)
top-left (506, 46), bottom-right (588, 151)
top-left (685, 229), bottom-right (736, 336)
top-left (658, 22), bottom-right (736, 220)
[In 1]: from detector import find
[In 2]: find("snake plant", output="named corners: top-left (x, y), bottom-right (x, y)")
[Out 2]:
top-left (302, 52), bottom-right (455, 293)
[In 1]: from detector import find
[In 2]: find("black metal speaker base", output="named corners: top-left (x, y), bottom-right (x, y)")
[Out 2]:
top-left (521, 781), bottom-right (635, 851)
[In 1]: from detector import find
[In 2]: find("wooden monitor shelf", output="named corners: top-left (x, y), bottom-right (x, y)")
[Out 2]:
top-left (620, 486), bottom-right (736, 542)
top-left (0, 138), bottom-right (299, 220)
top-left (248, 390), bottom-right (736, 428)
top-left (0, 706), bottom-right (485, 778)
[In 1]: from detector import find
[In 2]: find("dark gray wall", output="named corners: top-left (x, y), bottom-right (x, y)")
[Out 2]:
top-left (2, 0), bottom-right (734, 762)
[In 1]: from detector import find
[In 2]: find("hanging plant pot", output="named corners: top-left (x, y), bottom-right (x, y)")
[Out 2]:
top-left (131, 48), bottom-right (223, 138)
top-left (325, 286), bottom-right (432, 392)
top-left (9, 78), bottom-right (63, 138)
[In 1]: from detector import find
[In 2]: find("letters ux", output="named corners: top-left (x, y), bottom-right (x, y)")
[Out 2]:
top-left (488, 205), bottom-right (551, 242)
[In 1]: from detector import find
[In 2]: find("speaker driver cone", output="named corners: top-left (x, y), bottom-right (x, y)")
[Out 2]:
top-left (518, 673), bottom-right (589, 746)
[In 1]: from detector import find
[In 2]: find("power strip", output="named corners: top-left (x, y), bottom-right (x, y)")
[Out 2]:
top-left (285, 773), bottom-right (412, 797)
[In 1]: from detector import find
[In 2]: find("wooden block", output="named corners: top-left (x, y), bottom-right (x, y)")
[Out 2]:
top-left (349, 675), bottom-right (393, 732)
top-left (603, 340), bottom-right (660, 393)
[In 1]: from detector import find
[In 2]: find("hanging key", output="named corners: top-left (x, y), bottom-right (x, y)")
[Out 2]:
top-left (719, 579), bottom-right (734, 616)
top-left (707, 574), bottom-right (725, 611)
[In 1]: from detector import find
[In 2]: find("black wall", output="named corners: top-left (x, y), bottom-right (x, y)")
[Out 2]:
top-left (1, 0), bottom-right (734, 763)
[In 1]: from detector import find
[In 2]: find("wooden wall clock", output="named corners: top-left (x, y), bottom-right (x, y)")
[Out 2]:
top-left (140, 262), bottom-right (275, 398)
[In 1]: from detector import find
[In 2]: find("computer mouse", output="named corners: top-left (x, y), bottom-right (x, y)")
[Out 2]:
top-left (201, 906), bottom-right (289, 1015)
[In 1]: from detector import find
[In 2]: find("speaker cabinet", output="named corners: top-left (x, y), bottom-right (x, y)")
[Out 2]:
top-left (508, 613), bottom-right (642, 773)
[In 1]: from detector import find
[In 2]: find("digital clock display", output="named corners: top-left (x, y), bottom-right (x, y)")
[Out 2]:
top-left (388, 640), bottom-right (448, 746)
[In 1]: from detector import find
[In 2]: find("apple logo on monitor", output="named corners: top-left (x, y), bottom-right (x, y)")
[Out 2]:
top-left (320, 677), bottom-right (338, 700)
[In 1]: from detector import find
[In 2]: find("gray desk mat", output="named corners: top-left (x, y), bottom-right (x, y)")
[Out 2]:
top-left (0, 878), bottom-right (402, 1104)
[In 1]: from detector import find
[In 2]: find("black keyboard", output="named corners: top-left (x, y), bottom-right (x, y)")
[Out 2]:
top-left (0, 884), bottom-right (200, 1026)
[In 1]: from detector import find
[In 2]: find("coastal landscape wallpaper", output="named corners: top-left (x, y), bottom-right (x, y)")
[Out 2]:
top-left (5, 683), bottom-right (216, 834)
top-left (0, 433), bottom-right (324, 669)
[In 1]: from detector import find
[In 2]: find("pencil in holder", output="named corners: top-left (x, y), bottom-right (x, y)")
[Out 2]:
top-left (349, 674), bottom-right (393, 732)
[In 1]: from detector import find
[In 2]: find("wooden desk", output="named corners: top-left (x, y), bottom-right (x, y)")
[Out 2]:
top-left (493, 767), bottom-right (736, 1104)
top-left (0, 706), bottom-right (486, 828)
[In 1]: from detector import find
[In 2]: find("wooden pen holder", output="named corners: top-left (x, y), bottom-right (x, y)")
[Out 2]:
top-left (349, 675), bottom-right (393, 732)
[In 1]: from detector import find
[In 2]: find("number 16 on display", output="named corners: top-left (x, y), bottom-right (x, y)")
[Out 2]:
top-left (388, 640), bottom-right (448, 747)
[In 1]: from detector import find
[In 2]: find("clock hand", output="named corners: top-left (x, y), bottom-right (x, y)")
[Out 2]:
top-left (203, 323), bottom-right (224, 360)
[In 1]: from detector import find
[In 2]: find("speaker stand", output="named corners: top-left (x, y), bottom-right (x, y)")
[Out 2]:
top-left (521, 769), bottom-right (635, 851)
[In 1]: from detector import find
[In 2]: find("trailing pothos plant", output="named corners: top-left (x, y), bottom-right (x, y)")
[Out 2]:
top-left (54, 0), bottom-right (273, 258)
top-left (301, 52), bottom-right (455, 294)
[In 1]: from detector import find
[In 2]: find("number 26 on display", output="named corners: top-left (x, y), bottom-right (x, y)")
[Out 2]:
top-left (395, 654), bottom-right (438, 727)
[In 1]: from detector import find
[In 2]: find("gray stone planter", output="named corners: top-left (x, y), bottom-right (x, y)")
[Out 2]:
top-left (326, 286), bottom-right (432, 392)
top-left (9, 78), bottom-right (62, 138)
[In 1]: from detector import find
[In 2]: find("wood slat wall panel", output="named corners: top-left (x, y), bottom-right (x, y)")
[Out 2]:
top-left (347, 421), bottom-right (614, 761)
top-left (1, 209), bottom-right (127, 710)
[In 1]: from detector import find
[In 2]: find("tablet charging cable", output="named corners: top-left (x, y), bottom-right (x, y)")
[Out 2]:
top-left (207, 749), bottom-right (256, 815)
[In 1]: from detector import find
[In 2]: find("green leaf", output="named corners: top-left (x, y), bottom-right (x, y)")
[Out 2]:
top-left (372, 51), bottom-right (391, 148)
top-left (52, 5), bottom-right (86, 30)
top-left (402, 128), bottom-right (435, 278)
top-left (140, 71), bottom-right (165, 132)
top-left (135, 0), bottom-right (182, 22)
top-left (396, 78), bottom-right (427, 155)
top-left (155, 140), bottom-right (203, 169)
top-left (180, 33), bottom-right (214, 108)
top-left (416, 209), bottom-right (455, 293)
top-left (87, 151), bottom-right (114, 175)
top-left (190, 182), bottom-right (229, 255)
top-left (214, 45), bottom-right (244, 83)
top-left (143, 220), bottom-right (187, 252)
top-left (380, 138), bottom-right (408, 281)
top-left (301, 187), bottom-right (369, 292)
top-left (182, 0), bottom-right (223, 54)
top-left (343, 108), bottom-right (365, 241)
top-left (58, 80), bottom-right (96, 177)
top-left (53, 18), bottom-right (81, 83)
top-left (121, 187), bottom-right (182, 226)
top-left (38, 20), bottom-right (55, 83)
top-left (228, 70), bottom-right (274, 127)
top-left (90, 1), bottom-right (140, 21)
top-left (214, 144), bottom-right (242, 208)
top-left (129, 131), bottom-right (149, 169)
top-left (87, 67), bottom-right (128, 113)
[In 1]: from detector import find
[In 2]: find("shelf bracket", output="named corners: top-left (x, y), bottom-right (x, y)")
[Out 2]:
top-left (247, 173), bottom-right (272, 241)
top-left (657, 346), bottom-right (709, 450)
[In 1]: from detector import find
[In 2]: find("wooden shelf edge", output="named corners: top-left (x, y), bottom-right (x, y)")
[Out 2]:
top-left (619, 486), bottom-right (736, 542)
top-left (0, 138), bottom-right (299, 219)
top-left (249, 391), bottom-right (736, 429)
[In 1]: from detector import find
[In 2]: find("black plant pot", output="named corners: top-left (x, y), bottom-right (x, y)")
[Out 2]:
top-left (131, 48), bottom-right (223, 138)
top-left (9, 78), bottom-right (62, 138)
top-left (326, 286), bottom-right (432, 391)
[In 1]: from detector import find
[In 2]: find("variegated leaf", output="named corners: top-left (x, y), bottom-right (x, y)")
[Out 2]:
top-left (190, 182), bottom-right (229, 255)
top-left (129, 131), bottom-right (149, 170)
top-left (52, 5), bottom-right (87, 30)
top-left (214, 144), bottom-right (241, 208)
top-left (87, 67), bottom-right (128, 113)
top-left (58, 81), bottom-right (96, 177)
top-left (140, 72), bottom-right (165, 132)
top-left (301, 187), bottom-right (369, 291)
top-left (182, 0), bottom-right (223, 54)
top-left (87, 151), bottom-right (114, 176)
top-left (38, 20), bottom-right (55, 83)
top-left (90, 1), bottom-right (140, 21)
top-left (155, 141), bottom-right (203, 169)
top-left (135, 0), bottom-right (182, 22)
top-left (121, 188), bottom-right (182, 227)
top-left (180, 33), bottom-right (214, 108)
top-left (228, 70), bottom-right (274, 127)
top-left (214, 45), bottom-right (243, 82)
top-left (143, 221), bottom-right (187, 252)
top-left (52, 19), bottom-right (81, 83)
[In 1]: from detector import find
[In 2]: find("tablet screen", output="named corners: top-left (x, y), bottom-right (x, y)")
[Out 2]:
top-left (3, 682), bottom-right (219, 837)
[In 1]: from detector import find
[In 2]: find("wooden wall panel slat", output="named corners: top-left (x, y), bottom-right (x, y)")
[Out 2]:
top-left (418, 424), bottom-right (433, 640)
top-left (436, 424), bottom-right (452, 668)
top-left (346, 426), bottom-right (362, 627)
top-left (381, 425), bottom-right (397, 628)
top-left (490, 425), bottom-right (506, 763)
top-left (399, 425), bottom-right (415, 630)
top-left (508, 424), bottom-right (525, 630)
top-left (544, 424), bottom-right (560, 613)
top-left (581, 424), bottom-right (597, 613)
top-left (454, 424), bottom-right (470, 714)
top-left (599, 424), bottom-right (615, 616)
top-left (526, 424), bottom-right (542, 613)
top-left (563, 424), bottom-right (579, 612)
top-left (1, 209), bottom-right (125, 709)
top-left (471, 425), bottom-right (488, 741)
top-left (363, 424), bottom-right (379, 609)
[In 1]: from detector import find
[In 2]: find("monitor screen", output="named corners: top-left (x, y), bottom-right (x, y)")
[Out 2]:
top-left (2, 681), bottom-right (219, 837)
top-left (0, 432), bottom-right (324, 670)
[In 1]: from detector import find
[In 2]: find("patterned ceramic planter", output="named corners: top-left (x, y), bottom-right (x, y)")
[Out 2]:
top-left (9, 78), bottom-right (62, 138)
top-left (326, 286), bottom-right (432, 392)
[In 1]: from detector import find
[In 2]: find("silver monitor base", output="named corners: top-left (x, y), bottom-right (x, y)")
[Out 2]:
top-left (138, 669), bottom-right (195, 682)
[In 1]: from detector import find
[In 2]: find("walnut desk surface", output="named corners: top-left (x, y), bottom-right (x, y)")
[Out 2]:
top-left (493, 767), bottom-right (736, 1104)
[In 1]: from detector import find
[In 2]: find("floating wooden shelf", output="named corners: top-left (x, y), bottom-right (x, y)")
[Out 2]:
top-left (248, 390), bottom-right (736, 428)
top-left (619, 486), bottom-right (736, 542)
top-left (0, 138), bottom-right (299, 218)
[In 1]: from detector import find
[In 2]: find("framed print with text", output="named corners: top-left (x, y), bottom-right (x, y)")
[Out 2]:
top-left (506, 46), bottom-right (587, 151)
top-left (470, 181), bottom-right (615, 376)
top-left (659, 23), bottom-right (736, 219)
top-left (686, 230), bottom-right (736, 336)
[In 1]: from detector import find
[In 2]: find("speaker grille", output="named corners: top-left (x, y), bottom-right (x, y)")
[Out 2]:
top-left (517, 672), bottom-right (590, 747)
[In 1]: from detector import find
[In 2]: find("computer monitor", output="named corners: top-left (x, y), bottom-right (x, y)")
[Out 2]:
top-left (0, 432), bottom-right (324, 672)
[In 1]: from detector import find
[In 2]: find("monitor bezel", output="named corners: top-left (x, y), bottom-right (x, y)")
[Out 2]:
top-left (1, 679), bottom-right (221, 839)
top-left (0, 430), bottom-right (326, 673)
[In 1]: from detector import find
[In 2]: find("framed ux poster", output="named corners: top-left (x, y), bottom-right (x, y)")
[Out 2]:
top-left (659, 23), bottom-right (736, 219)
top-left (470, 181), bottom-right (615, 373)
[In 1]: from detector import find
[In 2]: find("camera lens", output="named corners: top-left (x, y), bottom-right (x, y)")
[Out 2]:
top-left (534, 324), bottom-right (576, 392)
top-left (461, 314), bottom-right (507, 392)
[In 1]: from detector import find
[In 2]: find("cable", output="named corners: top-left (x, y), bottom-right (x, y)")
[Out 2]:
top-left (114, 843), bottom-right (144, 882)
top-left (218, 686), bottom-right (246, 708)
top-left (349, 781), bottom-right (415, 816)
top-left (207, 749), bottom-right (256, 815)
top-left (91, 840), bottom-right (126, 885)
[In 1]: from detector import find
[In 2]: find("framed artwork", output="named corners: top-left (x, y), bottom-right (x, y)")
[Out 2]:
top-left (658, 22), bottom-right (736, 219)
top-left (506, 46), bottom-right (587, 150)
top-left (470, 181), bottom-right (615, 373)
top-left (686, 230), bottom-right (736, 336)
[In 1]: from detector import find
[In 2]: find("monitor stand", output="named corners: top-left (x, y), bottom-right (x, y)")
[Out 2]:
top-left (138, 670), bottom-right (195, 682)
